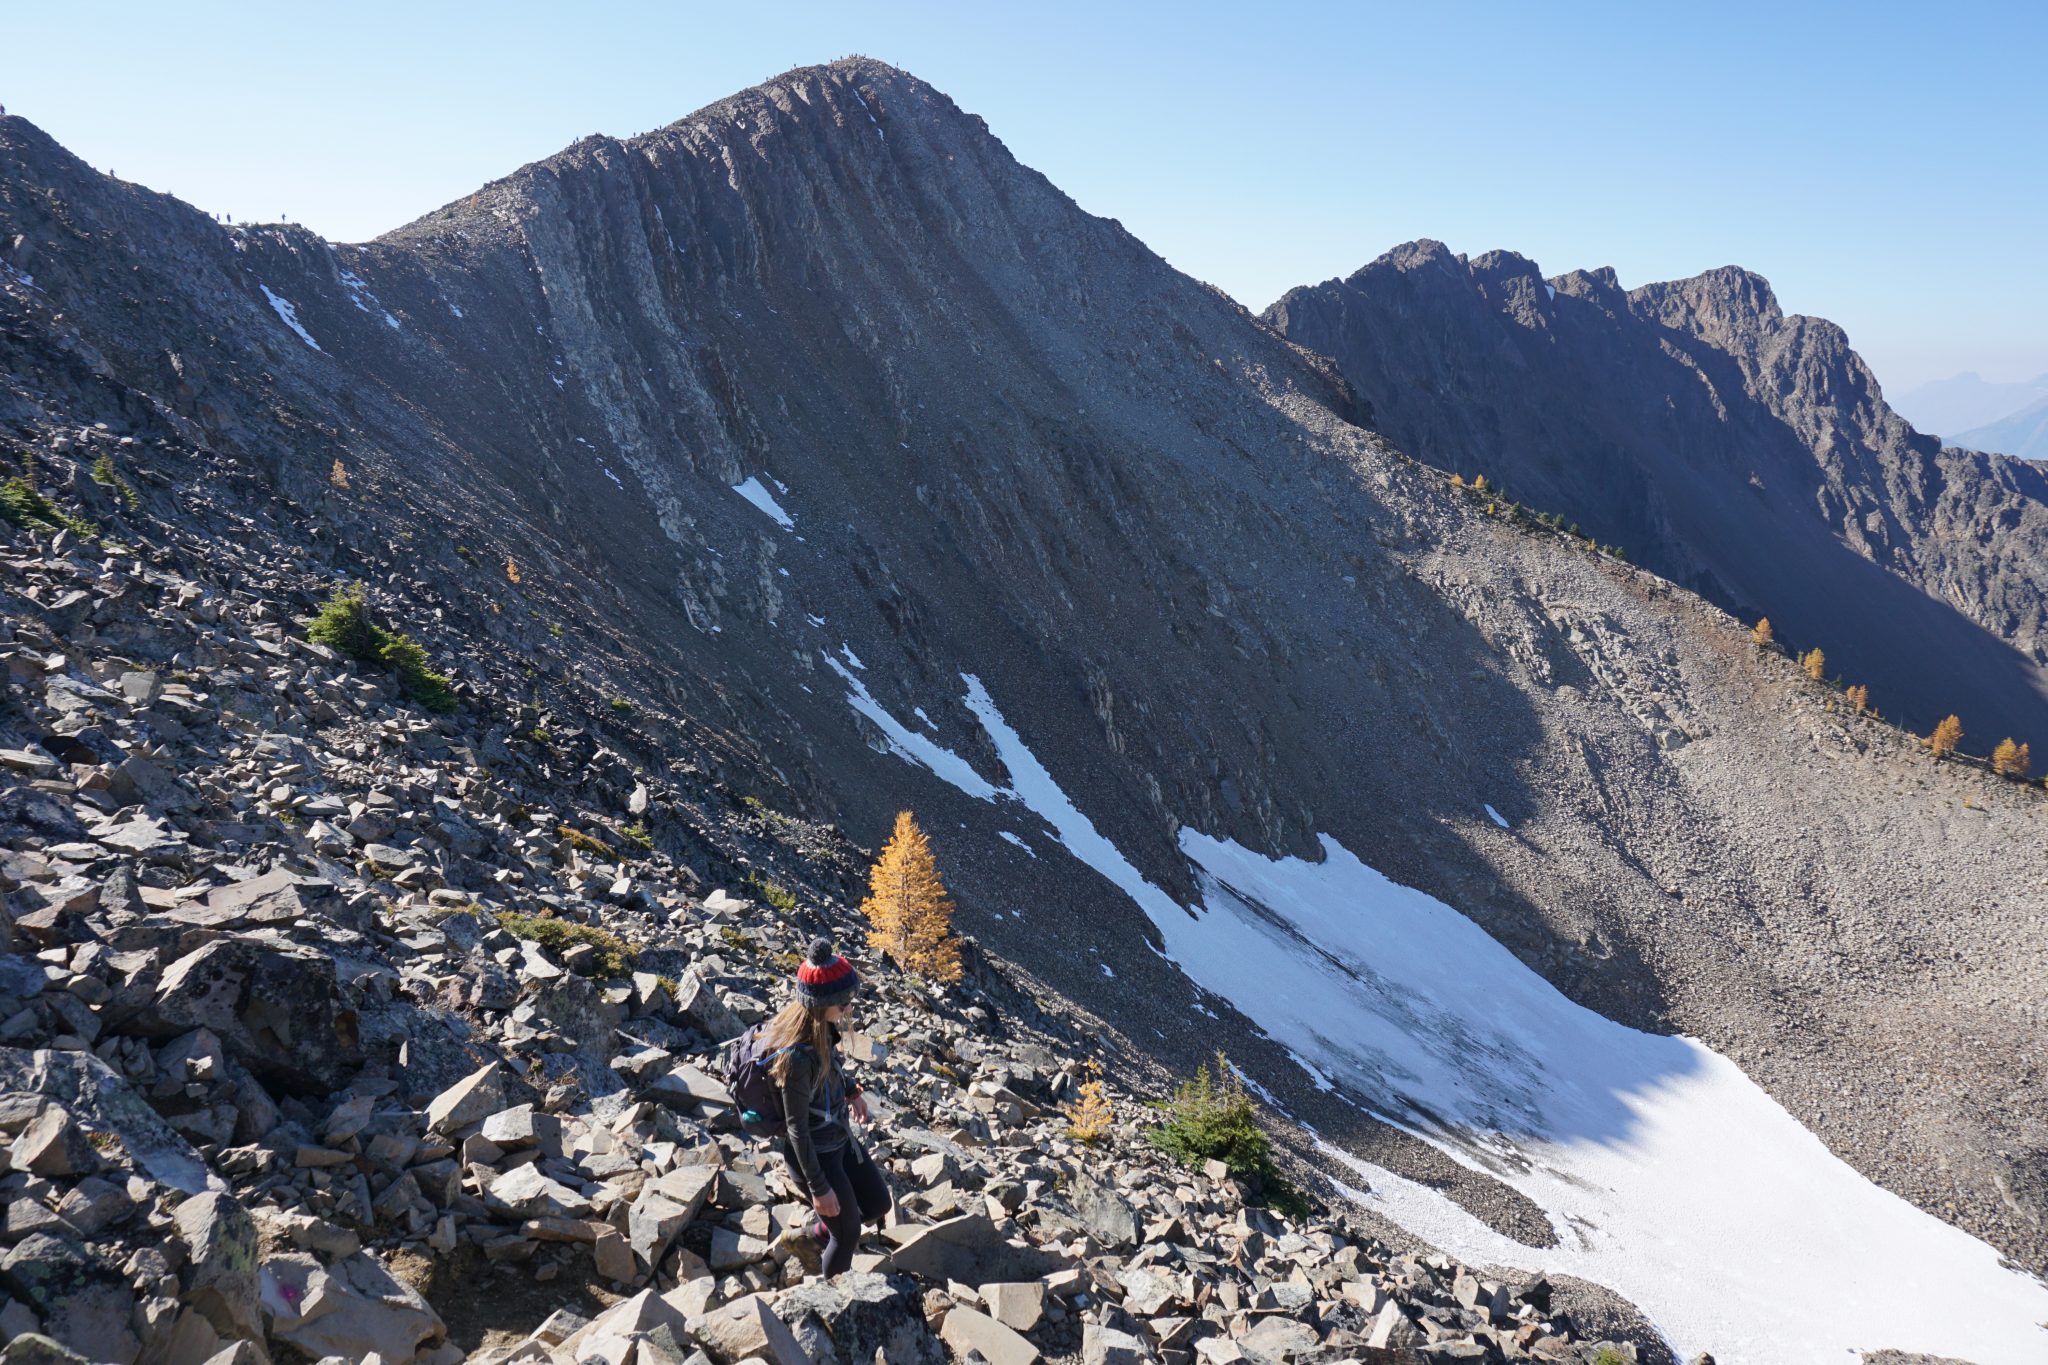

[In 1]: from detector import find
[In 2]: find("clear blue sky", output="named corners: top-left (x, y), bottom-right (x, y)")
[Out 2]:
top-left (3, 1), bottom-right (2041, 392)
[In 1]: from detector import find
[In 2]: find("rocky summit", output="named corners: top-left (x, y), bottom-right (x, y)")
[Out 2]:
top-left (0, 54), bottom-right (2044, 1365)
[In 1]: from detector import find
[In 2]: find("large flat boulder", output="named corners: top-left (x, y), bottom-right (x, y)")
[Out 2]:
top-left (646, 1061), bottom-right (732, 1109)
top-left (981, 1281), bottom-right (1046, 1332)
top-left (484, 1163), bottom-right (590, 1219)
top-left (940, 1304), bottom-right (1039, 1365)
top-left (135, 938), bottom-right (361, 1093)
top-left (1066, 1172), bottom-right (1138, 1249)
top-left (776, 1271), bottom-right (945, 1365)
top-left (8, 1103), bottom-right (96, 1177)
top-left (166, 869), bottom-right (341, 929)
top-left (422, 1062), bottom-right (530, 1134)
top-left (690, 1292), bottom-right (807, 1365)
top-left (525, 972), bottom-right (625, 1056)
top-left (672, 969), bottom-right (742, 1043)
top-left (555, 1287), bottom-right (692, 1363)
top-left (173, 1191), bottom-right (262, 1342)
top-left (0, 1049), bottom-right (221, 1195)
top-left (1082, 1323), bottom-right (1155, 1365)
top-left (257, 1250), bottom-right (444, 1363)
top-left (0, 787), bottom-right (87, 844)
top-left (626, 1164), bottom-right (717, 1267)
top-left (885, 1211), bottom-right (1070, 1285)
top-left (87, 813), bottom-right (189, 863)
top-left (0, 1233), bottom-right (139, 1364)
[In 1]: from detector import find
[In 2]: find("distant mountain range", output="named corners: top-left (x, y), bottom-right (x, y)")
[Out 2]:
top-left (1956, 391), bottom-right (2048, 459)
top-left (1892, 369), bottom-right (2048, 445)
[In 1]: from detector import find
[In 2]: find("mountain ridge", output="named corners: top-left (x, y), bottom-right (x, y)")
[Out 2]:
top-left (1265, 239), bottom-right (2048, 750)
top-left (4, 58), bottom-right (2047, 1360)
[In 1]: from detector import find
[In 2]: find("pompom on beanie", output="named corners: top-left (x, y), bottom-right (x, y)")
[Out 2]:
top-left (796, 937), bottom-right (858, 1008)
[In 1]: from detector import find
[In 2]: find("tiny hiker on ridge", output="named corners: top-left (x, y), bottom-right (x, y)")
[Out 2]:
top-left (752, 936), bottom-right (890, 1276)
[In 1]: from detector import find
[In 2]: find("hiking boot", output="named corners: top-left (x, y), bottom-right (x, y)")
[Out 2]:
top-left (771, 1223), bottom-right (823, 1276)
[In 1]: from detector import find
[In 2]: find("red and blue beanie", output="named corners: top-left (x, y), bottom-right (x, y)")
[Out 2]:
top-left (796, 937), bottom-right (858, 1008)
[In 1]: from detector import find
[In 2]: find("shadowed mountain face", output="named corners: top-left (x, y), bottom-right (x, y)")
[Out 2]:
top-left (4, 56), bottom-right (2046, 1318)
top-left (1265, 242), bottom-right (2048, 750)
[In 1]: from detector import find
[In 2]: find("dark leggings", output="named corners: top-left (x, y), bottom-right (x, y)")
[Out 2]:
top-left (783, 1138), bottom-right (891, 1275)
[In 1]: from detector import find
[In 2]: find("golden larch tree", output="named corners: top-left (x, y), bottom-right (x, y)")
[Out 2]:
top-left (1928, 714), bottom-right (1963, 758)
top-left (860, 811), bottom-right (962, 984)
top-left (1750, 618), bottom-right (1773, 648)
top-left (1845, 684), bottom-right (1869, 714)
top-left (1064, 1058), bottom-right (1113, 1144)
top-left (1801, 648), bottom-right (1826, 681)
top-left (1992, 738), bottom-right (2031, 779)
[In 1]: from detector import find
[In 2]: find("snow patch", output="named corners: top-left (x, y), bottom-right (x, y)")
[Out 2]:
top-left (259, 284), bottom-right (321, 351)
top-left (1484, 803), bottom-right (1510, 829)
top-left (338, 269), bottom-right (400, 328)
top-left (805, 614), bottom-right (827, 628)
top-left (997, 830), bottom-right (1036, 857)
top-left (852, 90), bottom-right (886, 141)
top-left (1162, 833), bottom-right (2048, 1365)
top-left (1545, 283), bottom-right (1558, 301)
top-left (731, 475), bottom-right (794, 528)
top-left (1100, 963), bottom-right (1116, 979)
top-left (820, 654), bottom-right (1003, 801)
top-left (839, 668), bottom-right (2048, 1365)
top-left (839, 645), bottom-right (865, 671)
top-left (912, 706), bottom-right (934, 728)
top-left (952, 674), bottom-right (1173, 920)
top-left (1286, 1049), bottom-right (1338, 1092)
top-left (1223, 1058), bottom-right (1286, 1112)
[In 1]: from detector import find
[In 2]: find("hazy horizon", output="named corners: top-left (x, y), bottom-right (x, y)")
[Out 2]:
top-left (3, 0), bottom-right (2041, 394)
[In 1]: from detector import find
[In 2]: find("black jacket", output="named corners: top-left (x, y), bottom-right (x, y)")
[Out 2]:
top-left (775, 1023), bottom-right (864, 1192)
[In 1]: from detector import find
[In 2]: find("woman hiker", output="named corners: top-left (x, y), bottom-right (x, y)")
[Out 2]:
top-left (763, 937), bottom-right (892, 1275)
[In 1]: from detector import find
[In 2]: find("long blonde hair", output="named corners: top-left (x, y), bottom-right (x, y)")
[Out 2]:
top-left (760, 998), bottom-right (836, 1085)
